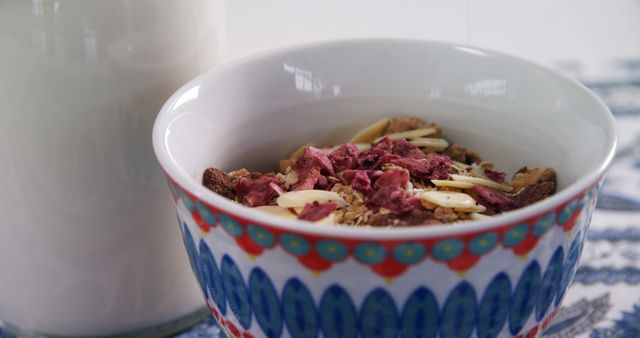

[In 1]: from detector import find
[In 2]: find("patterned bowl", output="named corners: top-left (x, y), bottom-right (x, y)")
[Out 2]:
top-left (152, 39), bottom-right (616, 338)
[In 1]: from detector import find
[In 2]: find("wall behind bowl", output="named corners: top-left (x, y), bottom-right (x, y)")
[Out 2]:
top-left (219, 0), bottom-right (640, 69)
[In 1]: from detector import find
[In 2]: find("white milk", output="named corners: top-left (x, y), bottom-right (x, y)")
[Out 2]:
top-left (0, 0), bottom-right (224, 336)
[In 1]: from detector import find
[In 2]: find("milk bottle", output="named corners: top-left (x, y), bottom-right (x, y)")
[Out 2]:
top-left (0, 0), bottom-right (224, 335)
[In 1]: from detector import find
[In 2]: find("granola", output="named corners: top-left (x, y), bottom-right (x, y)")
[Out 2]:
top-left (202, 117), bottom-right (557, 226)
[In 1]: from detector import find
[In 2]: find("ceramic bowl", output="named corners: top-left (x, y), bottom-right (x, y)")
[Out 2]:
top-left (152, 39), bottom-right (616, 338)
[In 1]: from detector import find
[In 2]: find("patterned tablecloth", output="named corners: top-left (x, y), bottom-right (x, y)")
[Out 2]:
top-left (2, 61), bottom-right (640, 338)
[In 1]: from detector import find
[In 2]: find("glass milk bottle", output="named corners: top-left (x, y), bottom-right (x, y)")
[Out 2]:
top-left (0, 0), bottom-right (225, 336)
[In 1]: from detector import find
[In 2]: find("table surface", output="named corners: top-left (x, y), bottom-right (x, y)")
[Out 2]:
top-left (2, 60), bottom-right (640, 338)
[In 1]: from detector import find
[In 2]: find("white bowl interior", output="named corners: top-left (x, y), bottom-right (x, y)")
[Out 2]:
top-left (155, 40), bottom-right (614, 222)
top-left (153, 40), bottom-right (616, 237)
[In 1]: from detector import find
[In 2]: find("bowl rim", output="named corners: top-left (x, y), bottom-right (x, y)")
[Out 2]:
top-left (152, 37), bottom-right (617, 240)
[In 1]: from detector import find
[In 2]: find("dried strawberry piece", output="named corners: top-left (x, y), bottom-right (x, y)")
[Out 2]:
top-left (352, 172), bottom-right (371, 193)
top-left (356, 153), bottom-right (377, 169)
top-left (392, 139), bottom-right (426, 159)
top-left (484, 168), bottom-right (506, 183)
top-left (367, 170), bottom-right (385, 183)
top-left (374, 136), bottom-right (393, 151)
top-left (357, 153), bottom-right (401, 170)
top-left (390, 153), bottom-right (452, 181)
top-left (235, 176), bottom-right (281, 207)
top-left (314, 175), bottom-right (330, 190)
top-left (294, 147), bottom-right (335, 175)
top-left (342, 170), bottom-right (359, 181)
top-left (292, 147), bottom-right (335, 190)
top-left (298, 201), bottom-right (337, 221)
top-left (366, 169), bottom-right (420, 214)
top-left (367, 185), bottom-right (421, 214)
top-left (343, 170), bottom-right (371, 193)
top-left (474, 185), bottom-right (516, 211)
top-left (357, 153), bottom-right (400, 170)
top-left (375, 168), bottom-right (410, 187)
top-left (329, 144), bottom-right (361, 173)
top-left (356, 137), bottom-right (400, 170)
top-left (293, 167), bottom-right (321, 191)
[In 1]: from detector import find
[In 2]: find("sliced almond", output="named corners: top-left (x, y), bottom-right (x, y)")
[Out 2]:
top-left (450, 174), bottom-right (513, 192)
top-left (277, 190), bottom-right (347, 208)
top-left (409, 138), bottom-right (449, 150)
top-left (269, 182), bottom-right (285, 196)
top-left (431, 180), bottom-right (474, 189)
top-left (253, 205), bottom-right (297, 219)
top-left (419, 190), bottom-right (480, 209)
top-left (320, 143), bottom-right (372, 154)
top-left (349, 117), bottom-right (390, 143)
top-left (373, 127), bottom-right (438, 143)
top-left (289, 143), bottom-right (314, 161)
top-left (470, 212), bottom-right (492, 220)
top-left (452, 161), bottom-right (471, 172)
top-left (457, 204), bottom-right (487, 213)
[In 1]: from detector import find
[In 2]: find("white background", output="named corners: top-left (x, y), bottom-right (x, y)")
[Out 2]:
top-left (218, 0), bottom-right (640, 68)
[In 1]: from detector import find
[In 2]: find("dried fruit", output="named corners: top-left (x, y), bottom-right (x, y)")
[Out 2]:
top-left (292, 167), bottom-right (322, 191)
top-left (366, 169), bottom-right (421, 214)
top-left (356, 137), bottom-right (401, 170)
top-left (473, 185), bottom-right (516, 212)
top-left (484, 168), bottom-right (506, 183)
top-left (291, 147), bottom-right (335, 190)
top-left (343, 170), bottom-right (372, 193)
top-left (235, 176), bottom-right (281, 207)
top-left (294, 147), bottom-right (334, 176)
top-left (298, 201), bottom-right (337, 222)
top-left (392, 139), bottom-right (426, 159)
top-left (390, 153), bottom-right (452, 181)
top-left (329, 143), bottom-right (362, 173)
